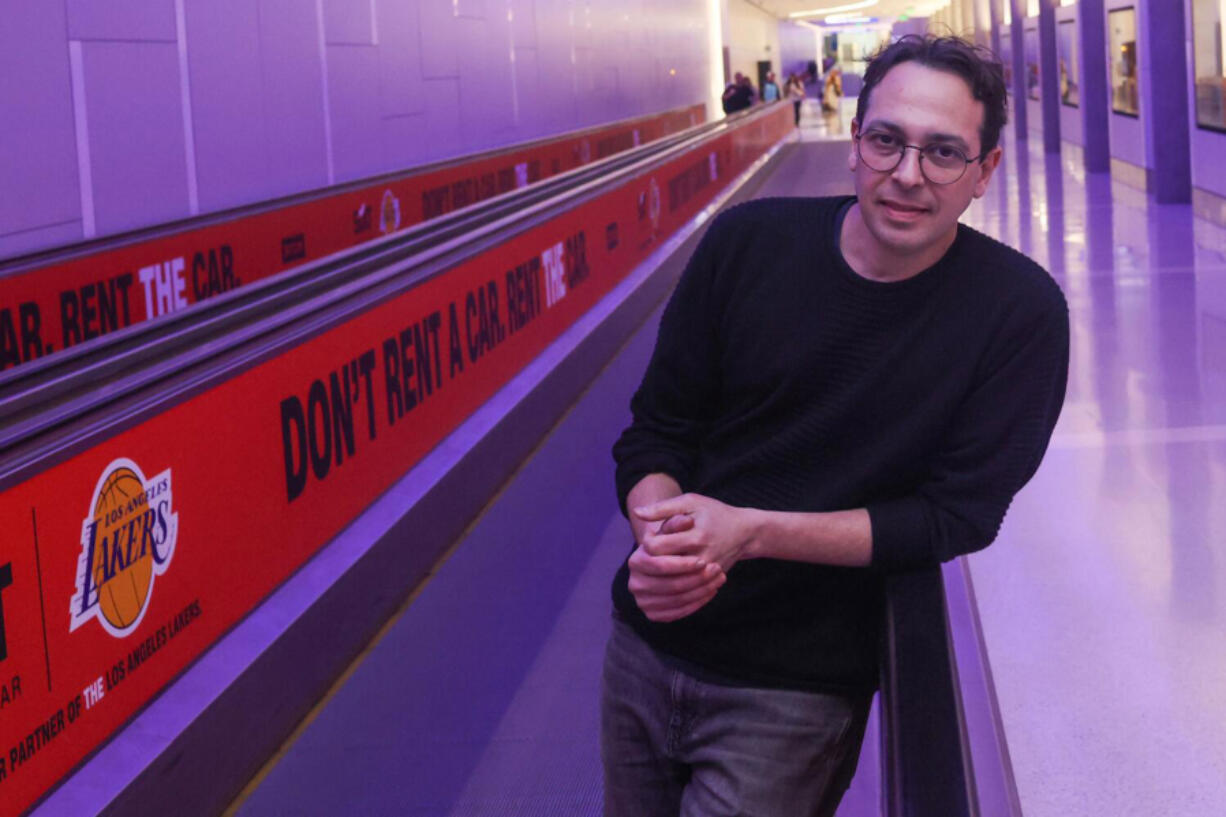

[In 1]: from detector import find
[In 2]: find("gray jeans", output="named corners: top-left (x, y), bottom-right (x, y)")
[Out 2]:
top-left (600, 618), bottom-right (870, 817)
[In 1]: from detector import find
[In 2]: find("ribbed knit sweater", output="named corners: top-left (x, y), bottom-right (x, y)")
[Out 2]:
top-left (611, 196), bottom-right (1069, 694)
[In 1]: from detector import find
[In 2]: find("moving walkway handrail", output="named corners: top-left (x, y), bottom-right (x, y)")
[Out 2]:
top-left (882, 569), bottom-right (978, 817)
top-left (0, 114), bottom-right (725, 396)
top-left (0, 106), bottom-right (775, 489)
top-left (0, 104), bottom-right (703, 277)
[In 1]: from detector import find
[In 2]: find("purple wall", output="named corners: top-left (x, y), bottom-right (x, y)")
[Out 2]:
top-left (1141, 0), bottom-right (1190, 201)
top-left (777, 20), bottom-right (818, 82)
top-left (0, 0), bottom-right (712, 259)
top-left (1183, 0), bottom-right (1226, 199)
top-left (1078, 0), bottom-right (1111, 171)
top-left (0, 3), bottom-right (82, 257)
top-left (1038, 0), bottom-right (1061, 152)
top-left (1009, 0), bottom-right (1029, 139)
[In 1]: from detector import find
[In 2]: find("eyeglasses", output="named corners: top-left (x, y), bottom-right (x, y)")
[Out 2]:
top-left (854, 129), bottom-right (985, 185)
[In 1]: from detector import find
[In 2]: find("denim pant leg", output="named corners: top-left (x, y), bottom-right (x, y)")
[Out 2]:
top-left (601, 618), bottom-right (689, 817)
top-left (601, 618), bottom-right (870, 817)
top-left (679, 677), bottom-right (868, 817)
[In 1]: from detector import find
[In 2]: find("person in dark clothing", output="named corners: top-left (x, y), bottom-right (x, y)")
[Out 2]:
top-left (721, 71), bottom-right (755, 114)
top-left (601, 35), bottom-right (1069, 817)
top-left (785, 72), bottom-right (806, 125)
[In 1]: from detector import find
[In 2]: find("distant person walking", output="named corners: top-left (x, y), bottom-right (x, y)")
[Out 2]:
top-left (786, 73), bottom-right (806, 125)
top-left (821, 65), bottom-right (843, 114)
top-left (762, 71), bottom-right (781, 103)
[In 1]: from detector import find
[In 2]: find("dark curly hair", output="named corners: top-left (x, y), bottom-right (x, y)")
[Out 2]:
top-left (855, 34), bottom-right (1009, 157)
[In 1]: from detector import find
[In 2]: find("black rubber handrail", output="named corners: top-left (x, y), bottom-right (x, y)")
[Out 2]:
top-left (881, 569), bottom-right (979, 817)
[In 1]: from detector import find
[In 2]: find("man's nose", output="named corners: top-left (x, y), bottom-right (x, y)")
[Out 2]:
top-left (891, 147), bottom-right (925, 187)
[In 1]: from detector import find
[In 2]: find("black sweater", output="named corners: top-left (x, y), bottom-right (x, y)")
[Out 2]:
top-left (611, 196), bottom-right (1069, 694)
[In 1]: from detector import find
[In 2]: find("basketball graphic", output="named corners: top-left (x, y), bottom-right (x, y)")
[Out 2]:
top-left (92, 466), bottom-right (153, 630)
top-left (71, 458), bottom-right (179, 637)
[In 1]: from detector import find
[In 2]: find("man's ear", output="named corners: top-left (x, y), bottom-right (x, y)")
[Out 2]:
top-left (848, 119), bottom-right (860, 173)
top-left (972, 145), bottom-right (1003, 198)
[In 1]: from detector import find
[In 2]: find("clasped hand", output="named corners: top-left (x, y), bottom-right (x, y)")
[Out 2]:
top-left (627, 493), bottom-right (756, 623)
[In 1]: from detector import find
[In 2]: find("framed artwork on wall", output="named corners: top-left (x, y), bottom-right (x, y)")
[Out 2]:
top-left (1191, 0), bottom-right (1226, 132)
top-left (1058, 19), bottom-right (1079, 107)
top-left (1025, 27), bottom-right (1040, 101)
top-left (1108, 7), bottom-right (1139, 117)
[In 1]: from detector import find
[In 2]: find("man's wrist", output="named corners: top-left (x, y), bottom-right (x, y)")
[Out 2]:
top-left (741, 507), bottom-right (769, 560)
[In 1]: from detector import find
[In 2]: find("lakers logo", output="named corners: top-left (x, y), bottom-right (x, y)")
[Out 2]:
top-left (70, 459), bottom-right (178, 637)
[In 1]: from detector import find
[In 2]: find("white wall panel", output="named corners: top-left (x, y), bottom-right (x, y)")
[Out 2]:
top-left (0, 2), bottom-right (81, 242)
top-left (4, 0), bottom-right (712, 256)
top-left (511, 0), bottom-right (538, 48)
top-left (327, 45), bottom-right (385, 182)
top-left (726, 0), bottom-right (782, 84)
top-left (532, 0), bottom-right (580, 132)
top-left (323, 0), bottom-right (376, 44)
top-left (457, 14), bottom-right (517, 150)
top-left (512, 46), bottom-right (544, 136)
top-left (258, 0), bottom-right (331, 197)
top-left (420, 77), bottom-right (463, 163)
top-left (67, 0), bottom-right (178, 42)
top-left (377, 0), bottom-right (426, 117)
top-left (0, 223), bottom-right (85, 260)
top-left (381, 112), bottom-right (429, 170)
top-left (420, 0), bottom-right (460, 78)
top-left (456, 0), bottom-right (487, 18)
top-left (185, 0), bottom-right (272, 212)
top-left (81, 42), bottom-right (190, 234)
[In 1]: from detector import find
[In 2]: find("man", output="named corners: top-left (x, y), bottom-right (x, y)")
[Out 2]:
top-left (602, 35), bottom-right (1068, 817)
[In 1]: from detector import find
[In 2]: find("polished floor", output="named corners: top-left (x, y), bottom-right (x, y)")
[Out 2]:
top-left (962, 134), bottom-right (1226, 816)
top-left (230, 113), bottom-right (1226, 815)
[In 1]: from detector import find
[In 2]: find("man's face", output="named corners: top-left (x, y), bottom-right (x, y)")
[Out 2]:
top-left (847, 62), bottom-right (1001, 258)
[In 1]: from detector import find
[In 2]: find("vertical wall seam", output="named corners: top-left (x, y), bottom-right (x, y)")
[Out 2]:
top-left (509, 1), bottom-right (520, 127)
top-left (254, 0), bottom-right (275, 192)
top-left (316, 0), bottom-right (336, 184)
top-left (67, 40), bottom-right (97, 238)
top-left (175, 0), bottom-right (200, 214)
top-left (371, 0), bottom-right (379, 45)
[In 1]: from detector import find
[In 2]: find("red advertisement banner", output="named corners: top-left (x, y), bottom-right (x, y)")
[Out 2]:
top-left (0, 104), bottom-right (704, 374)
top-left (0, 103), bottom-right (793, 817)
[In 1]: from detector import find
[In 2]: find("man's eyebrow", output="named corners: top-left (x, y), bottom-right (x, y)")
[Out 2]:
top-left (863, 119), bottom-right (973, 151)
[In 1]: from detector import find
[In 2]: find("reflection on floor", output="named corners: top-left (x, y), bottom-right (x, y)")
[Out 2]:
top-left (961, 133), bottom-right (1226, 817)
top-left (798, 95), bottom-right (856, 142)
